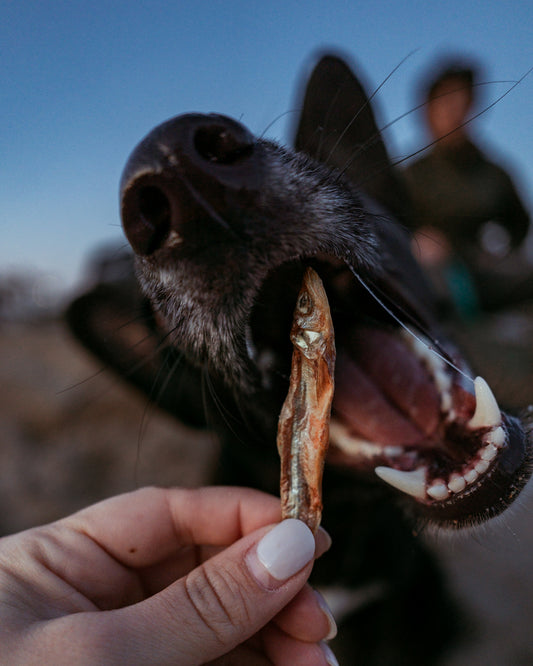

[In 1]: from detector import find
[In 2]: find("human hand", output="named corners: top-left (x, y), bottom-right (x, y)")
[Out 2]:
top-left (0, 486), bottom-right (337, 665)
top-left (412, 226), bottom-right (452, 267)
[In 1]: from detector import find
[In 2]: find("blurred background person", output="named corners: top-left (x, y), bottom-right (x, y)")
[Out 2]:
top-left (403, 59), bottom-right (532, 318)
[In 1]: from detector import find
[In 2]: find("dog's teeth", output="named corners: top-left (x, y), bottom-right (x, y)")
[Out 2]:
top-left (329, 420), bottom-right (384, 457)
top-left (448, 474), bottom-right (467, 493)
top-left (480, 444), bottom-right (498, 461)
top-left (383, 446), bottom-right (404, 457)
top-left (375, 466), bottom-right (427, 500)
top-left (475, 459), bottom-right (491, 474)
top-left (467, 376), bottom-right (501, 430)
top-left (427, 482), bottom-right (450, 501)
top-left (464, 468), bottom-right (479, 484)
top-left (488, 425), bottom-right (506, 447)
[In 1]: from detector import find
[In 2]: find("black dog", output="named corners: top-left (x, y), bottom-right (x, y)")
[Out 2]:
top-left (68, 54), bottom-right (533, 664)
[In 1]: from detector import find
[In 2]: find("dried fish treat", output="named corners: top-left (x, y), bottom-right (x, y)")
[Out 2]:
top-left (277, 267), bottom-right (336, 533)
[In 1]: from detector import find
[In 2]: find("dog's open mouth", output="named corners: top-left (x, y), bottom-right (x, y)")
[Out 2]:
top-left (249, 255), bottom-right (528, 526)
top-left (118, 110), bottom-right (531, 528)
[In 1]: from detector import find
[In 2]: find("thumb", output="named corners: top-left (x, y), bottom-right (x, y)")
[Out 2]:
top-left (124, 519), bottom-right (317, 664)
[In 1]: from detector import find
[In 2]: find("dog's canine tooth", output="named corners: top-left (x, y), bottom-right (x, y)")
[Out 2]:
top-left (375, 466), bottom-right (427, 500)
top-left (468, 376), bottom-right (502, 430)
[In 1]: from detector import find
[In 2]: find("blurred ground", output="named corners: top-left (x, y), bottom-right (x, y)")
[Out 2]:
top-left (0, 318), bottom-right (218, 535)
top-left (1, 310), bottom-right (533, 664)
top-left (435, 305), bottom-right (533, 665)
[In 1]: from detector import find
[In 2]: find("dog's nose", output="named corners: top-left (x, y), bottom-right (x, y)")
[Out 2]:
top-left (120, 113), bottom-right (260, 255)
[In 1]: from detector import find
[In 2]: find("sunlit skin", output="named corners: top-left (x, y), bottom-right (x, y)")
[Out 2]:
top-left (426, 78), bottom-right (473, 147)
top-left (0, 487), bottom-right (337, 666)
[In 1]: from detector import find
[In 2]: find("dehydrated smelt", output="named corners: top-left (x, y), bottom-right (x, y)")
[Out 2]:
top-left (277, 267), bottom-right (336, 533)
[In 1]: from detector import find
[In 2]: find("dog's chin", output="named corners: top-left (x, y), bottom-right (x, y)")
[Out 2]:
top-left (247, 254), bottom-right (533, 528)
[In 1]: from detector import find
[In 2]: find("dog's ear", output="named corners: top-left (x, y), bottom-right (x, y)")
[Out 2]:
top-left (293, 54), bottom-right (408, 221)
top-left (65, 272), bottom-right (207, 428)
top-left (295, 54), bottom-right (438, 318)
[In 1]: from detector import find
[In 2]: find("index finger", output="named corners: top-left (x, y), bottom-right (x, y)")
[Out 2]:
top-left (67, 486), bottom-right (282, 568)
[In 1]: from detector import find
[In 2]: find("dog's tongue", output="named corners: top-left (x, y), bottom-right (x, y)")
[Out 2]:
top-left (332, 327), bottom-right (442, 446)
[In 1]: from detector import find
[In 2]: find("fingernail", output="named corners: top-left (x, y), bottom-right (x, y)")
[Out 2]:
top-left (313, 589), bottom-right (337, 640)
top-left (248, 519), bottom-right (315, 586)
top-left (320, 640), bottom-right (339, 666)
top-left (315, 526), bottom-right (332, 557)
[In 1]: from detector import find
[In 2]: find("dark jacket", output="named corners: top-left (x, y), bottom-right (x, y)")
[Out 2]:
top-left (404, 139), bottom-right (529, 257)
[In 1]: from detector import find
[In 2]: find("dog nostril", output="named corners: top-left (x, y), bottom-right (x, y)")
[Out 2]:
top-left (194, 124), bottom-right (252, 164)
top-left (122, 184), bottom-right (172, 256)
top-left (138, 185), bottom-right (171, 231)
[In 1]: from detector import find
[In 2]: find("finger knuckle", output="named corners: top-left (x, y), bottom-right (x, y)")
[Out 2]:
top-left (184, 564), bottom-right (253, 644)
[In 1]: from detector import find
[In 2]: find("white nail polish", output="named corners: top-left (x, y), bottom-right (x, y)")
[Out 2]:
top-left (313, 589), bottom-right (338, 640)
top-left (320, 640), bottom-right (340, 666)
top-left (316, 526), bottom-right (333, 555)
top-left (255, 519), bottom-right (315, 581)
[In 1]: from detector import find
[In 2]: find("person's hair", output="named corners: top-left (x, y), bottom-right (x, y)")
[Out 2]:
top-left (418, 58), bottom-right (482, 105)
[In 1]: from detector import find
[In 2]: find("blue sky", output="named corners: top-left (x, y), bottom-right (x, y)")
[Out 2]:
top-left (2, 1), bottom-right (533, 294)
